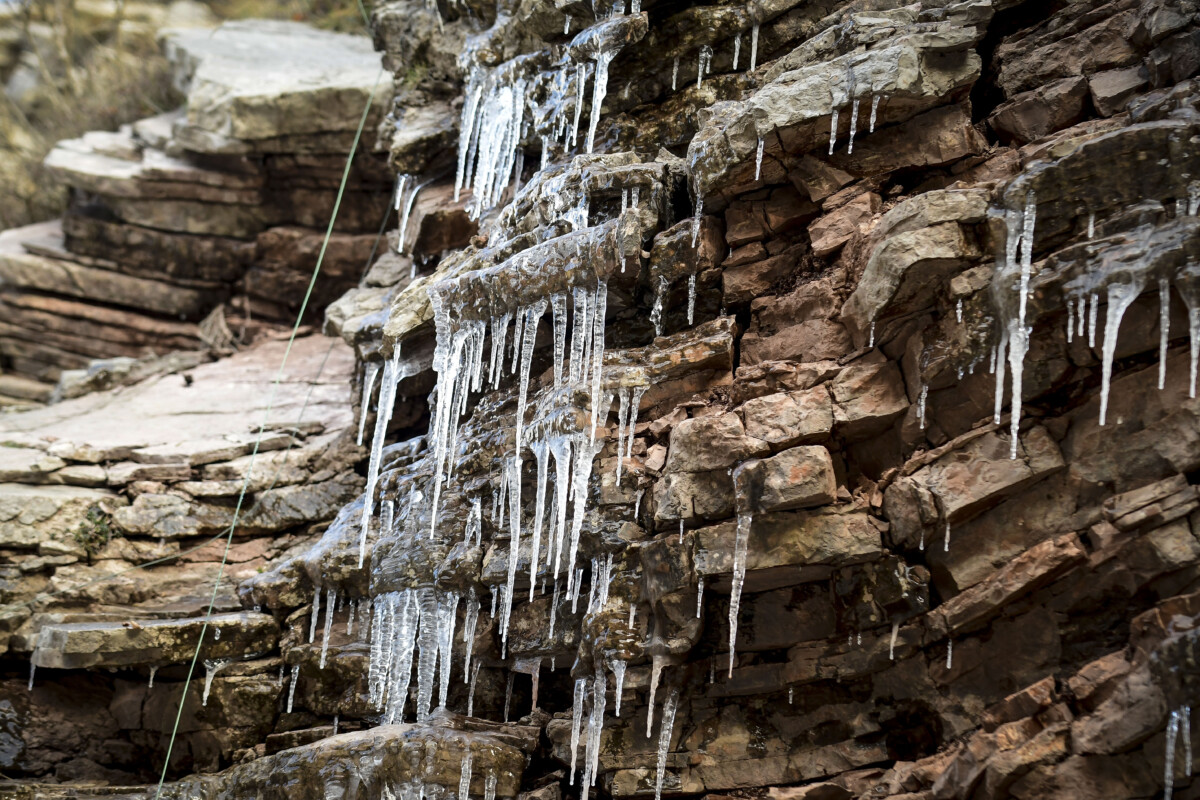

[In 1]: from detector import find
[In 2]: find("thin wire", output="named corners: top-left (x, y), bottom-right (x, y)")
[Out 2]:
top-left (151, 68), bottom-right (384, 799)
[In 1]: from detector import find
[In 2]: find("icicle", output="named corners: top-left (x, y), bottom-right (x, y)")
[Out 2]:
top-left (530, 442), bottom-right (549, 598)
top-left (646, 655), bottom-right (664, 737)
top-left (589, 281), bottom-right (608, 443)
top-left (615, 389), bottom-right (630, 484)
top-left (1067, 298), bottom-right (1075, 343)
top-left (1185, 705), bottom-right (1193, 777)
top-left (828, 106), bottom-right (839, 155)
top-left (728, 510), bottom-right (752, 678)
top-left (1088, 292), bottom-right (1098, 348)
top-left (202, 659), bottom-right (230, 707)
top-left (415, 588), bottom-right (440, 721)
top-left (733, 34), bottom-right (741, 69)
top-left (320, 586), bottom-right (337, 669)
top-left (1017, 192), bottom-right (1036, 334)
top-left (1160, 278), bottom-right (1170, 390)
top-left (788, 687), bottom-right (794, 704)
top-left (398, 179), bottom-right (430, 254)
top-left (585, 664), bottom-right (608, 790)
top-left (357, 363), bottom-right (381, 446)
top-left (749, 22), bottom-right (759, 70)
top-left (484, 772), bottom-right (497, 800)
top-left (564, 14), bottom-right (571, 34)
top-left (571, 63), bottom-right (587, 149)
top-left (945, 639), bottom-right (953, 670)
top-left (1167, 708), bottom-right (1181, 800)
top-left (654, 689), bottom-right (679, 800)
top-left (868, 321), bottom-right (875, 348)
top-left (437, 592), bottom-right (460, 709)
top-left (687, 274), bottom-right (697, 325)
top-left (696, 575), bottom-right (704, 617)
top-left (1087, 211), bottom-right (1096, 239)
top-left (691, 195), bottom-right (704, 247)
top-left (697, 46), bottom-right (712, 89)
top-left (917, 384), bottom-right (928, 429)
top-left (310, 584), bottom-right (322, 643)
top-left (944, 518), bottom-right (951, 552)
top-left (586, 50), bottom-right (616, 154)
top-left (460, 752), bottom-right (474, 800)
top-left (1099, 279), bottom-right (1142, 425)
top-left (148, 665), bottom-right (157, 689)
top-left (467, 658), bottom-right (481, 716)
top-left (611, 659), bottom-right (627, 717)
top-left (920, 525), bottom-right (925, 551)
top-left (889, 620), bottom-right (899, 660)
top-left (332, 714), bottom-right (339, 735)
top-left (869, 94), bottom-right (880, 132)
top-left (627, 388), bottom-right (646, 459)
top-left (1007, 319), bottom-right (1029, 460)
top-left (628, 604), bottom-right (636, 627)
top-left (570, 678), bottom-right (586, 783)
top-left (287, 664), bottom-right (300, 713)
top-left (671, 57), bottom-right (679, 91)
top-left (362, 348), bottom-right (403, 564)
top-left (679, 517), bottom-right (685, 543)
top-left (956, 299), bottom-right (963, 323)
top-left (847, 97), bottom-right (859, 154)
top-left (462, 589), bottom-right (480, 681)
top-left (650, 275), bottom-right (668, 338)
top-left (516, 300), bottom-right (547, 452)
top-left (27, 661), bottom-right (35, 692)
top-left (754, 137), bottom-right (764, 181)
top-left (634, 488), bottom-right (644, 519)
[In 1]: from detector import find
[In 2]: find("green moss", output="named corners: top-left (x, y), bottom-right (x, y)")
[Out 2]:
top-left (74, 505), bottom-right (118, 558)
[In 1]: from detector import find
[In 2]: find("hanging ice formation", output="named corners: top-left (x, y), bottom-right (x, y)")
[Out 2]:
top-left (455, 68), bottom-right (530, 218)
top-left (754, 137), bottom-right (764, 181)
top-left (320, 586), bottom-right (337, 668)
top-left (749, 22), bottom-right (759, 70)
top-left (654, 688), bottom-right (679, 800)
top-left (696, 45), bottom-right (712, 89)
top-left (287, 664), bottom-right (299, 713)
top-left (357, 363), bottom-right (381, 446)
top-left (201, 658), bottom-right (231, 707)
top-left (733, 34), bottom-right (741, 70)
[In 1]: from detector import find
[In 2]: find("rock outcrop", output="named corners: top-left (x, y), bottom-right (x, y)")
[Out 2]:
top-left (1, 2), bottom-right (1200, 800)
top-left (0, 20), bottom-right (390, 402)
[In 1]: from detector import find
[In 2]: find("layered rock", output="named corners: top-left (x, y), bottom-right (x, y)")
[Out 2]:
top-left (0, 20), bottom-right (390, 401)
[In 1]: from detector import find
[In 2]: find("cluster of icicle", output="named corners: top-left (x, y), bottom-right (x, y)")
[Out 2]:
top-left (367, 587), bottom-right (482, 723)
top-left (422, 278), bottom-right (628, 651)
top-left (566, 659), bottom-right (678, 800)
top-left (992, 191), bottom-right (1200, 460)
top-left (373, 751), bottom-right (497, 800)
top-left (456, 11), bottom-right (637, 218)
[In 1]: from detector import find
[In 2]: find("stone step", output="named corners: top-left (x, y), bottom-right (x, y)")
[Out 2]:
top-left (31, 610), bottom-right (279, 669)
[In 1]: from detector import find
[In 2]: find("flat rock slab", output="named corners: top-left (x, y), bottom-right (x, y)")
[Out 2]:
top-left (0, 224), bottom-right (216, 318)
top-left (165, 721), bottom-right (527, 798)
top-left (31, 610), bottom-right (278, 668)
top-left (164, 20), bottom-right (389, 144)
top-left (44, 130), bottom-right (264, 204)
top-left (0, 335), bottom-right (355, 468)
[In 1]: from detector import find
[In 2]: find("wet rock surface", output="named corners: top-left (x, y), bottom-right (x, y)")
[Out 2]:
top-left (1, 0), bottom-right (1200, 799)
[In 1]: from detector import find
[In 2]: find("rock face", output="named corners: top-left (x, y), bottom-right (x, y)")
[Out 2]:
top-left (2, 1), bottom-right (1200, 800)
top-left (0, 20), bottom-right (389, 399)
